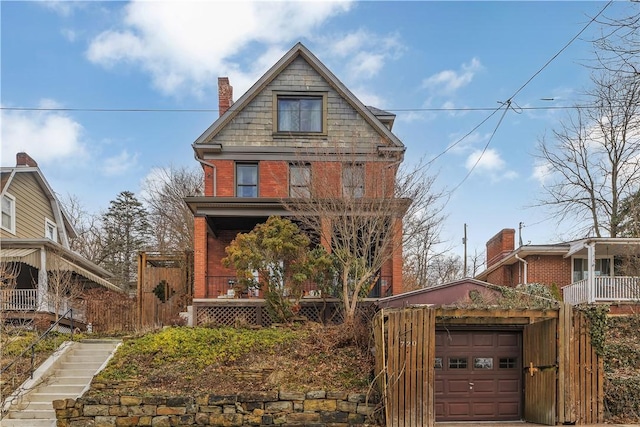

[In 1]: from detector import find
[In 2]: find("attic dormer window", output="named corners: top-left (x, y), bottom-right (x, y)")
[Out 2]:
top-left (274, 93), bottom-right (327, 135)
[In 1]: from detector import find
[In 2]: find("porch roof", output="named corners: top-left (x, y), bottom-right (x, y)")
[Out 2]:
top-left (1, 239), bottom-right (122, 293)
top-left (565, 237), bottom-right (640, 258)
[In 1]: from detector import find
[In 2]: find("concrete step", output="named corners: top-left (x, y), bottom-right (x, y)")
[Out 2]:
top-left (44, 376), bottom-right (93, 385)
top-left (24, 392), bottom-right (79, 403)
top-left (8, 401), bottom-right (54, 411)
top-left (34, 384), bottom-right (86, 395)
top-left (0, 418), bottom-right (56, 427)
top-left (1, 339), bottom-right (120, 426)
top-left (59, 362), bottom-right (105, 371)
top-left (5, 409), bottom-right (55, 419)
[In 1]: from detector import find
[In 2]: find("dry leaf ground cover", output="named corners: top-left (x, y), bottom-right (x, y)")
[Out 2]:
top-left (91, 322), bottom-right (375, 398)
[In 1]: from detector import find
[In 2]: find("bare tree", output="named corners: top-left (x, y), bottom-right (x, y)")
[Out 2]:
top-left (61, 194), bottom-right (105, 263)
top-left (284, 148), bottom-right (443, 323)
top-left (141, 165), bottom-right (203, 252)
top-left (592, 2), bottom-right (640, 76)
top-left (535, 71), bottom-right (640, 238)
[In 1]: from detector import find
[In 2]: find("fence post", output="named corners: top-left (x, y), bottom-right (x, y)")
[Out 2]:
top-left (70, 308), bottom-right (74, 339)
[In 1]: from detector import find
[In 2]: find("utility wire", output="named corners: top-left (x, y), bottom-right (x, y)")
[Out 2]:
top-left (443, 0), bottom-right (613, 195)
top-left (0, 103), bottom-right (622, 113)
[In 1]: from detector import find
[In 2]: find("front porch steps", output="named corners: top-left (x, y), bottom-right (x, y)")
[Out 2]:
top-left (1, 339), bottom-right (120, 427)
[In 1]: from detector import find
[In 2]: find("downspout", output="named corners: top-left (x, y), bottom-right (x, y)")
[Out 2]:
top-left (515, 254), bottom-right (528, 285)
top-left (194, 154), bottom-right (217, 197)
top-left (587, 241), bottom-right (596, 303)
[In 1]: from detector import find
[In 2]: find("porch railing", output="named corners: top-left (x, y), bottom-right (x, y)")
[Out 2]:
top-left (203, 275), bottom-right (392, 299)
top-left (563, 276), bottom-right (640, 305)
top-left (0, 289), bottom-right (86, 321)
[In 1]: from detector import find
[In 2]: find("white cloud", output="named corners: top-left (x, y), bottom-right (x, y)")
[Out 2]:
top-left (102, 150), bottom-right (139, 177)
top-left (41, 0), bottom-right (81, 17)
top-left (1, 100), bottom-right (86, 166)
top-left (465, 148), bottom-right (518, 182)
top-left (61, 28), bottom-right (77, 42)
top-left (86, 1), bottom-right (353, 98)
top-left (423, 57), bottom-right (483, 95)
top-left (446, 131), bottom-right (490, 154)
top-left (532, 161), bottom-right (553, 185)
top-left (321, 30), bottom-right (404, 80)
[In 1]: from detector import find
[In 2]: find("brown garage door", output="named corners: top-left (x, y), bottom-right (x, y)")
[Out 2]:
top-left (435, 329), bottom-right (522, 421)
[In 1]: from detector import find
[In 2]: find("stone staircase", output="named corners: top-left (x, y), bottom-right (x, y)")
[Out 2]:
top-left (1, 339), bottom-right (120, 427)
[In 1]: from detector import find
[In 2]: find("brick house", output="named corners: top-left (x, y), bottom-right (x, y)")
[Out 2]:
top-left (185, 43), bottom-right (406, 307)
top-left (476, 228), bottom-right (640, 305)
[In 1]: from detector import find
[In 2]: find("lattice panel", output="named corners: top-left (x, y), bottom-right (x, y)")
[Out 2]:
top-left (197, 306), bottom-right (260, 326)
top-left (298, 305), bottom-right (322, 323)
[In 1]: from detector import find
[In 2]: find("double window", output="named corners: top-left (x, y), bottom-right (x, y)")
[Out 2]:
top-left (1, 193), bottom-right (15, 234)
top-left (275, 93), bottom-right (326, 134)
top-left (236, 163), bottom-right (258, 197)
top-left (289, 164), bottom-right (311, 198)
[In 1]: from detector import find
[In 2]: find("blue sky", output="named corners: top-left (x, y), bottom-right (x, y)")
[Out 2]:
top-left (2, 1), bottom-right (634, 260)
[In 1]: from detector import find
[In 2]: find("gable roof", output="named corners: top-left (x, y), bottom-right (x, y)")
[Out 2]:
top-left (1, 165), bottom-right (77, 245)
top-left (193, 42), bottom-right (405, 151)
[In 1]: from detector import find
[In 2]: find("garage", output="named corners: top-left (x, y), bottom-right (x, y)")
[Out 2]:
top-left (435, 329), bottom-right (522, 421)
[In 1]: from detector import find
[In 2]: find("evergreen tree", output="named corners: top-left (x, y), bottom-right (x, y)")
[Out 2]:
top-left (100, 191), bottom-right (151, 292)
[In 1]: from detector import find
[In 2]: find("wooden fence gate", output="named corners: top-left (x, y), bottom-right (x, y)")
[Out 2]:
top-left (137, 251), bottom-right (193, 329)
top-left (374, 307), bottom-right (436, 427)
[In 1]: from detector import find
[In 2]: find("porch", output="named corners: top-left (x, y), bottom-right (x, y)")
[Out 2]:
top-left (0, 289), bottom-right (86, 322)
top-left (203, 275), bottom-right (392, 299)
top-left (563, 276), bottom-right (640, 305)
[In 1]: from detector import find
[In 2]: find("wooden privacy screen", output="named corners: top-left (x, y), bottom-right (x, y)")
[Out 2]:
top-left (558, 303), bottom-right (604, 424)
top-left (137, 251), bottom-right (193, 329)
top-left (374, 307), bottom-right (436, 427)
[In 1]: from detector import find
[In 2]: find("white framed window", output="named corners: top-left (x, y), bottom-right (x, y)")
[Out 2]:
top-left (1, 193), bottom-right (16, 234)
top-left (44, 218), bottom-right (57, 242)
top-left (236, 163), bottom-right (258, 197)
top-left (274, 92), bottom-right (327, 134)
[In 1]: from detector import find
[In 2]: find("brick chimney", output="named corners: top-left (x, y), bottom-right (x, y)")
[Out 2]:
top-left (486, 228), bottom-right (515, 268)
top-left (16, 152), bottom-right (38, 168)
top-left (218, 77), bottom-right (233, 117)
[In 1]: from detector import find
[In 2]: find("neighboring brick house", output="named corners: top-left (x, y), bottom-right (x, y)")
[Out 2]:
top-left (476, 228), bottom-right (640, 305)
top-left (1, 152), bottom-right (121, 327)
top-left (185, 43), bottom-right (406, 302)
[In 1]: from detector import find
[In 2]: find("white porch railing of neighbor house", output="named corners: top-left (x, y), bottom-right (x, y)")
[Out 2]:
top-left (563, 276), bottom-right (640, 305)
top-left (0, 289), bottom-right (86, 321)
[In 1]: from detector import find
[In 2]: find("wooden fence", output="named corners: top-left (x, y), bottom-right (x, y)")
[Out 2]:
top-left (82, 288), bottom-right (136, 333)
top-left (374, 307), bottom-right (436, 427)
top-left (558, 303), bottom-right (604, 424)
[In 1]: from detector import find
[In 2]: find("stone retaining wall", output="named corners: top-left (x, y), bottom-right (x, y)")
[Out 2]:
top-left (54, 389), bottom-right (381, 426)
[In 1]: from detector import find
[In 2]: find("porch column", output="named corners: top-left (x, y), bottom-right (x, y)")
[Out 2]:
top-left (390, 217), bottom-right (403, 296)
top-left (587, 242), bottom-right (595, 303)
top-left (37, 248), bottom-right (48, 311)
top-left (193, 216), bottom-right (208, 299)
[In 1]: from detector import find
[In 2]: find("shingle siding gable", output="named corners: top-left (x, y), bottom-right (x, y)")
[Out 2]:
top-left (211, 56), bottom-right (385, 149)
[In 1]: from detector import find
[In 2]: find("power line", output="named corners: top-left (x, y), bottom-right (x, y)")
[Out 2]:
top-left (443, 0), bottom-right (613, 195)
top-left (0, 103), bottom-right (618, 113)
